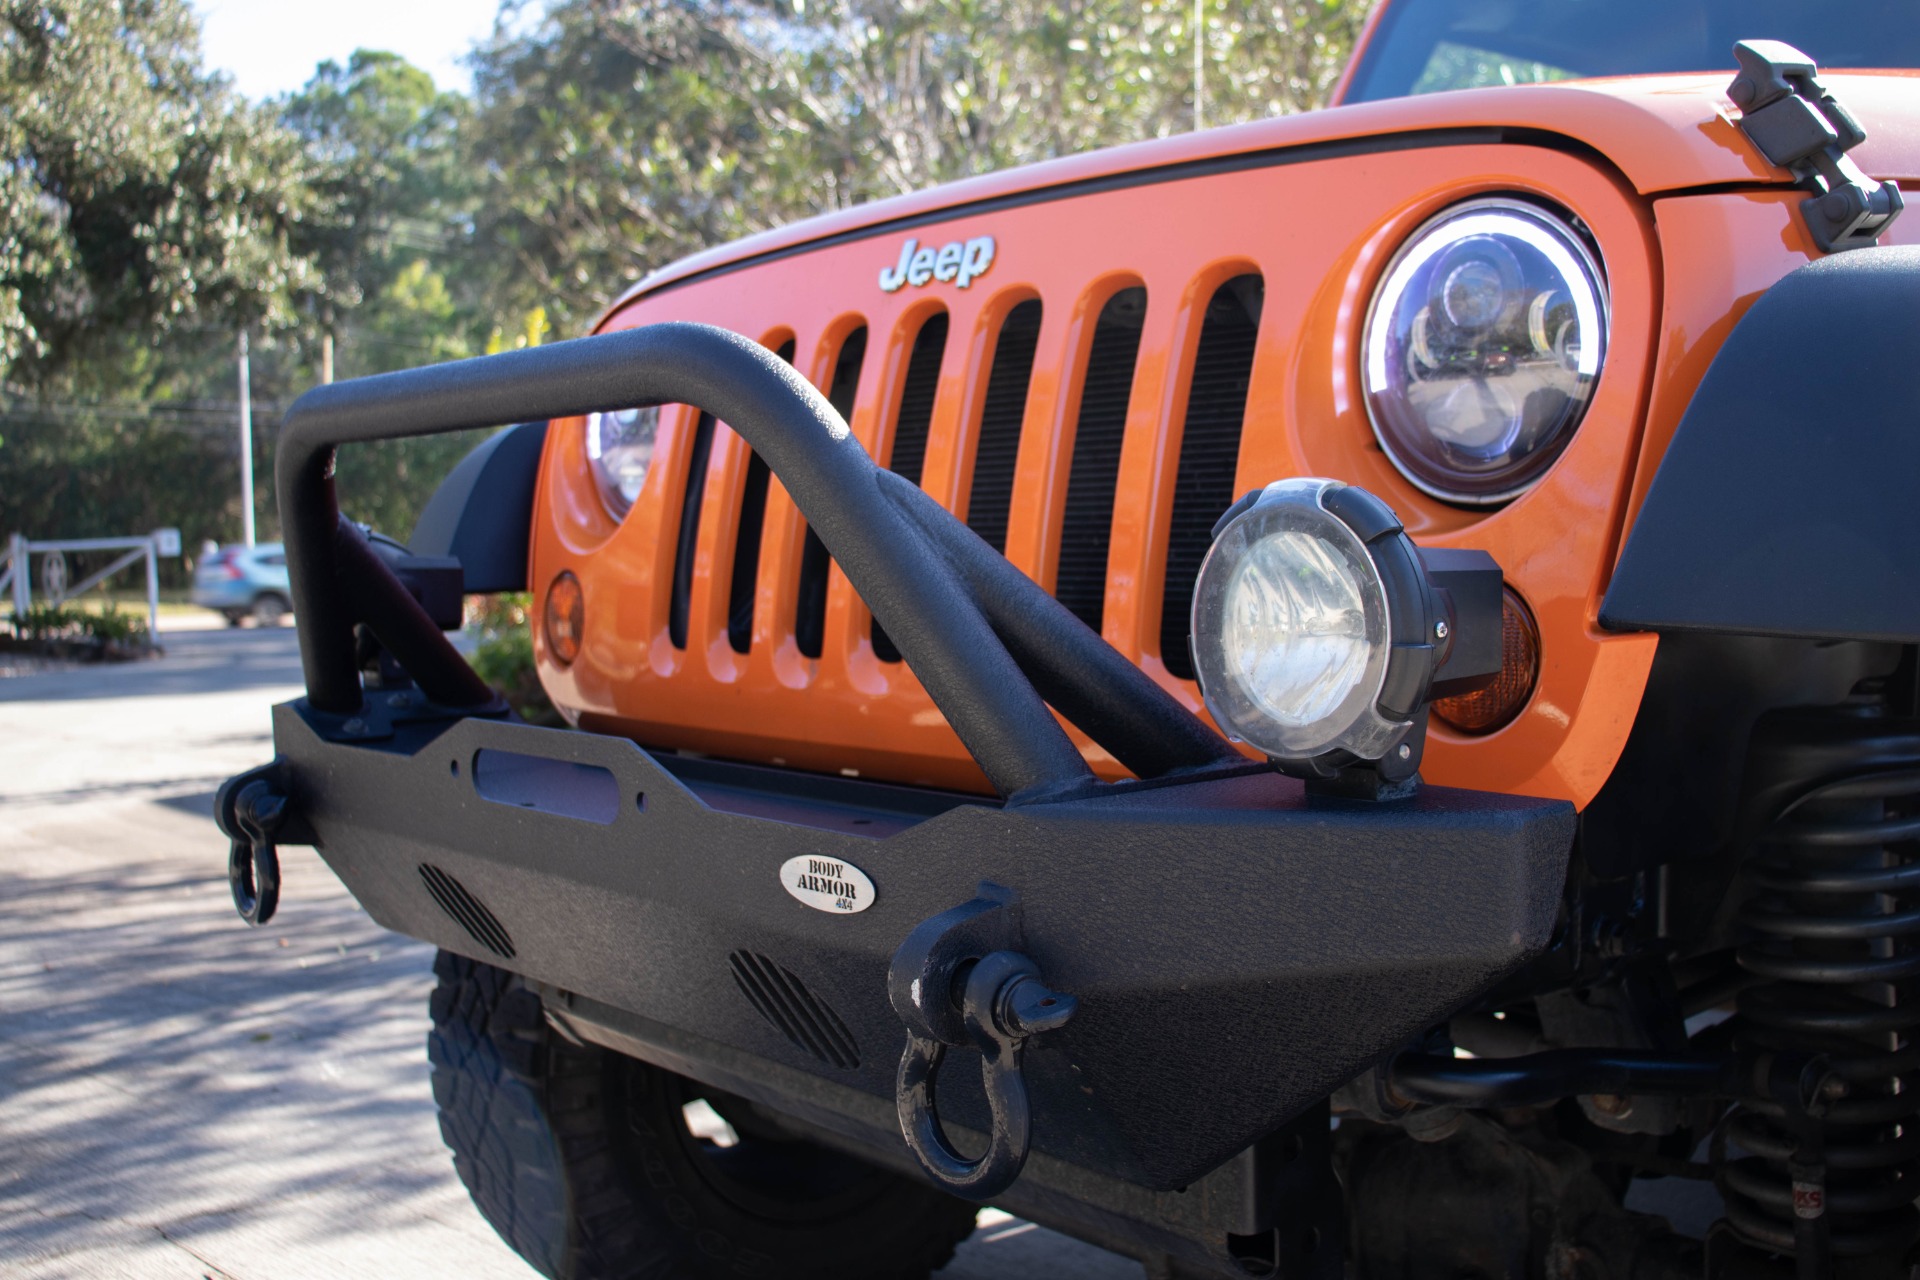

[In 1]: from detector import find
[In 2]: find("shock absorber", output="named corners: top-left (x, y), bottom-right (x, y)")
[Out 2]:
top-left (1722, 698), bottom-right (1920, 1273)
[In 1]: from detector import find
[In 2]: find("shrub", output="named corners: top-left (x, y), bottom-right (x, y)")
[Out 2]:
top-left (466, 593), bottom-right (560, 725)
top-left (8, 603), bottom-right (151, 646)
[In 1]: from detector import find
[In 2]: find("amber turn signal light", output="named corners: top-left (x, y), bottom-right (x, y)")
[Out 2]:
top-left (1434, 588), bottom-right (1539, 734)
top-left (545, 570), bottom-right (585, 666)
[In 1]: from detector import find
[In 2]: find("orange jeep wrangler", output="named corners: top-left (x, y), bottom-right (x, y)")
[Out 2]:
top-left (218, 5), bottom-right (1920, 1278)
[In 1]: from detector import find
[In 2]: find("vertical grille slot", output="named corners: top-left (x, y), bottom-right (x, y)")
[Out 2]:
top-left (796, 327), bottom-right (866, 659)
top-left (966, 299), bottom-right (1042, 554)
top-left (886, 312), bottom-right (947, 487)
top-left (1161, 275), bottom-right (1263, 681)
top-left (669, 412), bottom-right (716, 651)
top-left (1057, 286), bottom-right (1147, 635)
top-left (728, 339), bottom-right (796, 654)
top-left (874, 312), bottom-right (949, 663)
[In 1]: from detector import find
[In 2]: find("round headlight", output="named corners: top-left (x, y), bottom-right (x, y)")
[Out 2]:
top-left (585, 406), bottom-right (661, 518)
top-left (1191, 478), bottom-right (1414, 765)
top-left (1363, 198), bottom-right (1608, 505)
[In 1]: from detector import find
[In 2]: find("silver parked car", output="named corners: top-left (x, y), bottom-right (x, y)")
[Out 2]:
top-left (190, 543), bottom-right (292, 626)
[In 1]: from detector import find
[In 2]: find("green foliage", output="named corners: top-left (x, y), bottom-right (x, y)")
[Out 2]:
top-left (326, 259), bottom-right (493, 537)
top-left (466, 592), bottom-right (560, 725)
top-left (277, 47), bottom-right (491, 540)
top-left (8, 601), bottom-right (149, 645)
top-left (0, 0), bottom-right (320, 387)
top-left (460, 0), bottom-right (1378, 336)
top-left (1, 0), bottom-right (1378, 551)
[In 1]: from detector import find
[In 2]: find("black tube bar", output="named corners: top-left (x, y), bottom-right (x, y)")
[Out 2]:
top-left (882, 473), bottom-right (1243, 781)
top-left (1389, 1049), bottom-right (1745, 1108)
top-left (334, 520), bottom-right (497, 710)
top-left (277, 323), bottom-right (1236, 802)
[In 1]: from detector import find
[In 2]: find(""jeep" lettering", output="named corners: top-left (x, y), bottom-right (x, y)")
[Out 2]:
top-left (879, 236), bottom-right (995, 292)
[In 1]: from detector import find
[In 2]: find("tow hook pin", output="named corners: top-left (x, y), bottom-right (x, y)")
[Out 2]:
top-left (1001, 975), bottom-right (1077, 1036)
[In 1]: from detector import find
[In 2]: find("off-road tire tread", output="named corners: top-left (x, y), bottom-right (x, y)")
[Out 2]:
top-left (429, 950), bottom-right (976, 1280)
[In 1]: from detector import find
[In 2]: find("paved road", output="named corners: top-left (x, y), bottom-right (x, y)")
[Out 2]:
top-left (0, 624), bottom-right (1143, 1279)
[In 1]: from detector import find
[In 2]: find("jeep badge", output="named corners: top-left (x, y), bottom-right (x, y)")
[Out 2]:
top-left (879, 235), bottom-right (995, 292)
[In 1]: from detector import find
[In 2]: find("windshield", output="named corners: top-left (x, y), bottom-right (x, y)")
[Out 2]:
top-left (1343, 0), bottom-right (1920, 102)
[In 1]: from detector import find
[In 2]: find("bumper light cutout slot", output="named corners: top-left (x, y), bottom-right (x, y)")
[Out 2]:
top-left (472, 748), bottom-right (620, 824)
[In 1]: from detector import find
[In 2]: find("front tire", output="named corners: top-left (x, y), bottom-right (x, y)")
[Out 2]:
top-left (428, 951), bottom-right (978, 1280)
top-left (250, 593), bottom-right (289, 626)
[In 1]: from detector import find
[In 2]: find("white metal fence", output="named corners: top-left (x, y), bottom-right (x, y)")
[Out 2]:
top-left (3, 529), bottom-right (182, 636)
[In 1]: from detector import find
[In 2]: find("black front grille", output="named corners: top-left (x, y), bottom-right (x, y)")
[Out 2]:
top-left (796, 328), bottom-right (867, 659)
top-left (668, 412), bottom-right (716, 651)
top-left (1057, 287), bottom-right (1147, 634)
top-left (875, 313), bottom-right (949, 662)
top-left (728, 451), bottom-right (771, 654)
top-left (966, 299), bottom-right (1043, 554)
top-left (886, 312), bottom-right (946, 486)
top-left (728, 340), bottom-right (796, 654)
top-left (1161, 275), bottom-right (1263, 680)
top-left (728, 950), bottom-right (860, 1070)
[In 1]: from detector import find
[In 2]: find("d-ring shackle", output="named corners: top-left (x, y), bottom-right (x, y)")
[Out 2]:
top-left (217, 767), bottom-right (290, 926)
top-left (888, 885), bottom-right (1078, 1199)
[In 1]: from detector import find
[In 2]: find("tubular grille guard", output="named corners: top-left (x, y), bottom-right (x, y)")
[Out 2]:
top-left (276, 322), bottom-right (1240, 803)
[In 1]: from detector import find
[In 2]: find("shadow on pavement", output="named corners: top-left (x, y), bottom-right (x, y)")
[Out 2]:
top-left (0, 844), bottom-right (473, 1267)
top-left (0, 611), bottom-right (1145, 1278)
top-left (0, 627), bottom-right (305, 704)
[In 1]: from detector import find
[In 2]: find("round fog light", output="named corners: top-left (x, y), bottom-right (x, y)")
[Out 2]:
top-left (1190, 479), bottom-right (1418, 765)
top-left (545, 571), bottom-right (584, 666)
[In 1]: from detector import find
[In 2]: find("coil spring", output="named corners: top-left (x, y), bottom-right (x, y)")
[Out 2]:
top-left (1724, 704), bottom-right (1920, 1265)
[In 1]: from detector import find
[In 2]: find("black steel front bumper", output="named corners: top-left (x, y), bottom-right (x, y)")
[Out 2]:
top-left (229, 322), bottom-right (1573, 1227)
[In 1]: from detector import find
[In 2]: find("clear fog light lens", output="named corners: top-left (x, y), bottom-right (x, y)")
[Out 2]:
top-left (1191, 478), bottom-right (1407, 763)
top-left (1363, 198), bottom-right (1607, 505)
top-left (1223, 530), bottom-right (1374, 732)
top-left (585, 406), bottom-right (661, 518)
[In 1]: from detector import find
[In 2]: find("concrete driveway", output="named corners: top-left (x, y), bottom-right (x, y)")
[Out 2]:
top-left (0, 623), bottom-right (1142, 1279)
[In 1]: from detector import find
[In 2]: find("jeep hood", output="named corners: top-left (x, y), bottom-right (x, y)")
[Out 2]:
top-left (614, 71), bottom-right (1920, 309)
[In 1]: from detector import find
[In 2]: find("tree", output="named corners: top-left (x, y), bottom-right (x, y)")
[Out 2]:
top-left (0, 0), bottom-right (318, 389)
top-left (457, 0), bottom-right (1378, 337)
top-left (283, 49), bottom-right (474, 373)
top-left (3, 0), bottom-right (1382, 556)
top-left (280, 50), bottom-right (495, 539)
top-left (460, 0), bottom-right (823, 339)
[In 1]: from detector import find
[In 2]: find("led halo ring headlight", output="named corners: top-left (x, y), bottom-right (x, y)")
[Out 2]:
top-left (584, 405), bottom-right (663, 518)
top-left (1362, 196), bottom-right (1609, 506)
top-left (1190, 478), bottom-right (1484, 781)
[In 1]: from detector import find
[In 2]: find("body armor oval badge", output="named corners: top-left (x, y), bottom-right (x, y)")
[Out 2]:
top-left (780, 855), bottom-right (875, 914)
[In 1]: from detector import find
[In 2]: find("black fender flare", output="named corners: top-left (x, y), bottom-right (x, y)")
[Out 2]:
top-left (407, 420), bottom-right (548, 594)
top-left (1601, 245), bottom-right (1920, 643)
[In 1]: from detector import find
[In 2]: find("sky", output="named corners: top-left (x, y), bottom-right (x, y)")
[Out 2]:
top-left (191, 0), bottom-right (507, 99)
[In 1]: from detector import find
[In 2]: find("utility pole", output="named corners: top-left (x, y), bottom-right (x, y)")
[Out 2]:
top-left (238, 328), bottom-right (256, 547)
top-left (1193, 0), bottom-right (1205, 131)
top-left (321, 328), bottom-right (334, 384)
